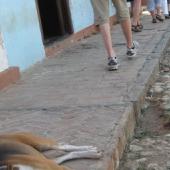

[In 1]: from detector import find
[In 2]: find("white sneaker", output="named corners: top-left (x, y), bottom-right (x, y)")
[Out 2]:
top-left (108, 57), bottom-right (118, 71)
top-left (127, 41), bottom-right (139, 59)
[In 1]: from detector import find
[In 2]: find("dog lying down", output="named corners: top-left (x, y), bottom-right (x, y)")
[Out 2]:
top-left (0, 132), bottom-right (102, 170)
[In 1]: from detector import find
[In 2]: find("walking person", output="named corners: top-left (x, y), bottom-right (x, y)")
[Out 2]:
top-left (147, 0), bottom-right (164, 23)
top-left (131, 0), bottom-right (143, 32)
top-left (161, 0), bottom-right (170, 18)
top-left (91, 0), bottom-right (139, 71)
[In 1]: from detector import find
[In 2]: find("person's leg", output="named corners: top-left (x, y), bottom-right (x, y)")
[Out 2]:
top-left (121, 19), bottom-right (133, 48)
top-left (147, 0), bottom-right (157, 22)
top-left (113, 0), bottom-right (139, 58)
top-left (132, 0), bottom-right (143, 31)
top-left (99, 23), bottom-right (119, 70)
top-left (154, 0), bottom-right (164, 21)
top-left (161, 0), bottom-right (169, 17)
top-left (150, 10), bottom-right (157, 23)
top-left (155, 0), bottom-right (164, 21)
top-left (132, 0), bottom-right (142, 26)
top-left (113, 0), bottom-right (135, 47)
top-left (99, 23), bottom-right (116, 58)
top-left (155, 0), bottom-right (162, 14)
top-left (155, 4), bottom-right (161, 15)
top-left (91, 0), bottom-right (118, 70)
top-left (91, 0), bottom-right (116, 58)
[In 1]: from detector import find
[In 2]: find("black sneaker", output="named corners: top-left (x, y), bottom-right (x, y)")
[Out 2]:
top-left (152, 18), bottom-right (157, 23)
top-left (127, 41), bottom-right (139, 59)
top-left (165, 15), bottom-right (170, 19)
top-left (108, 57), bottom-right (118, 71)
top-left (156, 14), bottom-right (164, 22)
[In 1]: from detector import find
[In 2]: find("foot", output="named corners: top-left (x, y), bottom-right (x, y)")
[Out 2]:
top-left (156, 14), bottom-right (164, 22)
top-left (107, 57), bottom-right (118, 71)
top-left (152, 18), bottom-right (157, 23)
top-left (165, 15), bottom-right (170, 19)
top-left (137, 24), bottom-right (143, 30)
top-left (127, 41), bottom-right (139, 59)
top-left (132, 25), bottom-right (142, 32)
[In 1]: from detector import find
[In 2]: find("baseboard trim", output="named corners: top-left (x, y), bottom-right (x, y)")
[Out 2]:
top-left (0, 67), bottom-right (20, 91)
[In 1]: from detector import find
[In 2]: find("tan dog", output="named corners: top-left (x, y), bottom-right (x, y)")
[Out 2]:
top-left (0, 132), bottom-right (102, 170)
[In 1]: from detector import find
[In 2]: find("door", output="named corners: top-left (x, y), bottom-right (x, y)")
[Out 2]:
top-left (36, 0), bottom-right (73, 44)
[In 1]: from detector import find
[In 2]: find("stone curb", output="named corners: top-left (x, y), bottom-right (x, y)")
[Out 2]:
top-left (105, 26), bottom-right (170, 170)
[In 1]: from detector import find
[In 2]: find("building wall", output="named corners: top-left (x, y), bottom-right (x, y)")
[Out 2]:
top-left (0, 0), bottom-right (116, 72)
top-left (0, 32), bottom-right (8, 72)
top-left (69, 0), bottom-right (116, 33)
top-left (0, 0), bottom-right (45, 71)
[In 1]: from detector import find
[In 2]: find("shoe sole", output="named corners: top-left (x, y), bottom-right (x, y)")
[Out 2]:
top-left (108, 65), bottom-right (119, 71)
top-left (127, 41), bottom-right (139, 59)
top-left (127, 53), bottom-right (137, 59)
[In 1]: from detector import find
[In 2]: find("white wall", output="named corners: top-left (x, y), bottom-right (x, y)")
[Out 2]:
top-left (0, 0), bottom-right (45, 71)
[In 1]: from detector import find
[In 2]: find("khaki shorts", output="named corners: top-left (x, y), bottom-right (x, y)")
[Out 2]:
top-left (91, 0), bottom-right (130, 25)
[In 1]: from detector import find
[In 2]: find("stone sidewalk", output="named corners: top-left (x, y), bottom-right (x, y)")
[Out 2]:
top-left (0, 15), bottom-right (170, 170)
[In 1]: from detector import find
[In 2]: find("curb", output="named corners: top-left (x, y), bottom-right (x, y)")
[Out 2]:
top-left (105, 28), bottom-right (170, 170)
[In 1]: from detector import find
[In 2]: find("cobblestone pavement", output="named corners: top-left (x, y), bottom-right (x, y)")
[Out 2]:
top-left (0, 16), bottom-right (170, 170)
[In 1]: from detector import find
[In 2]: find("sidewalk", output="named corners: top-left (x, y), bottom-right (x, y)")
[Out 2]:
top-left (0, 15), bottom-right (170, 170)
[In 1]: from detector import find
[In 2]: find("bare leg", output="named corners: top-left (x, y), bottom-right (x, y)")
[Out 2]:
top-left (99, 22), bottom-right (117, 58)
top-left (55, 150), bottom-right (102, 164)
top-left (120, 19), bottom-right (133, 48)
top-left (155, 5), bottom-right (164, 21)
top-left (150, 10), bottom-right (156, 19)
top-left (132, 0), bottom-right (141, 26)
top-left (156, 5), bottom-right (162, 15)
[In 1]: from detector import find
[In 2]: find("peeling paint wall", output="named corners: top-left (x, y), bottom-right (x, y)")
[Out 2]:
top-left (0, 0), bottom-right (45, 71)
top-left (69, 0), bottom-right (116, 33)
top-left (0, 32), bottom-right (8, 72)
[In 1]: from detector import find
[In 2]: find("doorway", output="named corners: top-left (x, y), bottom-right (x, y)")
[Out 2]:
top-left (36, 0), bottom-right (73, 44)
